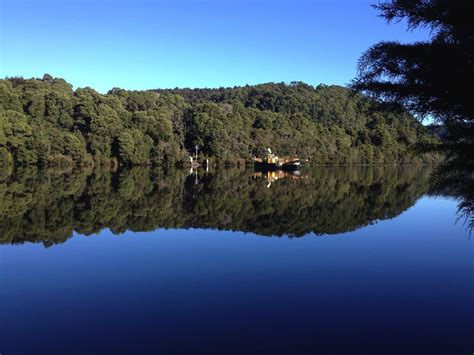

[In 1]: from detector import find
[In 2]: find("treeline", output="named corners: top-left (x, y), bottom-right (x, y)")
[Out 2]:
top-left (0, 166), bottom-right (433, 246)
top-left (0, 75), bottom-right (440, 167)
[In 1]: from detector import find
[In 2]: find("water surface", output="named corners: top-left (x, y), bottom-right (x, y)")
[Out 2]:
top-left (0, 167), bottom-right (471, 354)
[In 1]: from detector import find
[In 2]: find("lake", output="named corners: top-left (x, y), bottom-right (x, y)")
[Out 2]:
top-left (0, 166), bottom-right (471, 354)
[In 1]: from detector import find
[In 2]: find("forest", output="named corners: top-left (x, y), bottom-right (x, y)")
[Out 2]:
top-left (0, 74), bottom-right (440, 168)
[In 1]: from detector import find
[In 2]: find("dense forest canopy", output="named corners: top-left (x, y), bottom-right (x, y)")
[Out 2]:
top-left (0, 166), bottom-right (434, 246)
top-left (0, 75), bottom-right (439, 168)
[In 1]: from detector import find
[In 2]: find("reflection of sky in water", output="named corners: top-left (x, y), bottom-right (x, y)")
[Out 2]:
top-left (0, 196), bottom-right (471, 354)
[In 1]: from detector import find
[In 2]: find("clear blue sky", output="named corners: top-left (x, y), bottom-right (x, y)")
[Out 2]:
top-left (0, 0), bottom-right (429, 93)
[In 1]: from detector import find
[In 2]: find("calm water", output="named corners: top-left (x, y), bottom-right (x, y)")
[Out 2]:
top-left (0, 167), bottom-right (472, 354)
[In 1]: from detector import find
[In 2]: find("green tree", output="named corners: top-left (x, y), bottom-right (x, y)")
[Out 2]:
top-left (117, 129), bottom-right (153, 165)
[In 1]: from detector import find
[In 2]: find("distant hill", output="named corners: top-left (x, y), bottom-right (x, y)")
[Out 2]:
top-left (0, 75), bottom-right (440, 167)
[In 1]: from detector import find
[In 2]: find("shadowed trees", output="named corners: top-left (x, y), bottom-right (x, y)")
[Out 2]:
top-left (352, 0), bottom-right (473, 230)
top-left (352, 1), bottom-right (472, 129)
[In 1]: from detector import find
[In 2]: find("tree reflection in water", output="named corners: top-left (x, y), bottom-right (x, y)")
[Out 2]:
top-left (430, 162), bottom-right (473, 233)
top-left (0, 166), bottom-right (439, 246)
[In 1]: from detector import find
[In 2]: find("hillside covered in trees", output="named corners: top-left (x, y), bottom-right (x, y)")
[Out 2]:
top-left (0, 75), bottom-right (439, 167)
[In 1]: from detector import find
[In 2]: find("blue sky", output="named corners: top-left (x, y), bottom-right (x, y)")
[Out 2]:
top-left (0, 0), bottom-right (429, 93)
